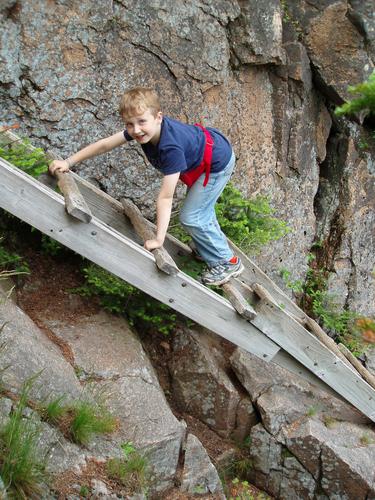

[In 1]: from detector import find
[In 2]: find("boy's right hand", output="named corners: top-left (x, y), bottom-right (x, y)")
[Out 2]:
top-left (49, 159), bottom-right (70, 176)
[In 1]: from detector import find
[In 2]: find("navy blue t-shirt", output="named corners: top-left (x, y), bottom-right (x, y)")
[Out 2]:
top-left (123, 116), bottom-right (232, 176)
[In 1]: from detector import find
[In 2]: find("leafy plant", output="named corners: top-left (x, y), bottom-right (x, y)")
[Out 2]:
top-left (106, 442), bottom-right (149, 495)
top-left (170, 183), bottom-right (289, 256)
top-left (280, 260), bottom-right (368, 357)
top-left (0, 239), bottom-right (29, 275)
top-left (335, 70), bottom-right (375, 118)
top-left (75, 263), bottom-right (178, 336)
top-left (215, 184), bottom-right (289, 255)
top-left (0, 137), bottom-right (49, 178)
top-left (0, 377), bottom-right (48, 498)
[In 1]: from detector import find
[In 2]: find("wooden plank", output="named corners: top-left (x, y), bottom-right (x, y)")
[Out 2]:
top-left (0, 130), bottom-right (92, 223)
top-left (251, 295), bottom-right (375, 421)
top-left (121, 198), bottom-right (179, 276)
top-left (47, 151), bottom-right (92, 223)
top-left (222, 280), bottom-right (256, 320)
top-left (253, 283), bottom-right (358, 374)
top-left (0, 158), bottom-right (280, 362)
top-left (269, 349), bottom-right (348, 399)
top-left (0, 155), bottom-right (373, 418)
top-left (69, 171), bottom-right (191, 259)
top-left (338, 343), bottom-right (375, 391)
top-left (54, 171), bottom-right (92, 223)
top-left (229, 240), bottom-right (306, 321)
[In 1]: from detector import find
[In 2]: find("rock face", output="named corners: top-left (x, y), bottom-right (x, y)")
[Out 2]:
top-left (181, 433), bottom-right (225, 498)
top-left (230, 348), bottom-right (375, 499)
top-left (1, 0), bottom-right (374, 315)
top-left (37, 309), bottom-right (187, 491)
top-left (0, 290), bottom-right (187, 494)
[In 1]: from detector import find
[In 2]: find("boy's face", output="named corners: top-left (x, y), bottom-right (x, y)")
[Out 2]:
top-left (124, 108), bottom-right (163, 145)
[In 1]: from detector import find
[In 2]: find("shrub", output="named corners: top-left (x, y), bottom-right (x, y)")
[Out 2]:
top-left (75, 263), bottom-right (178, 336)
top-left (0, 137), bottom-right (48, 178)
top-left (39, 395), bottom-right (117, 446)
top-left (170, 183), bottom-right (289, 255)
top-left (335, 70), bottom-right (375, 118)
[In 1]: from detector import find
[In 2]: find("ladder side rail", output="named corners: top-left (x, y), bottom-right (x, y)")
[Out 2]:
top-left (252, 299), bottom-right (375, 421)
top-left (0, 158), bottom-right (279, 361)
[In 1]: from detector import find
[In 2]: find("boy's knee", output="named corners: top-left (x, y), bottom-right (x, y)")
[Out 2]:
top-left (179, 209), bottom-right (197, 229)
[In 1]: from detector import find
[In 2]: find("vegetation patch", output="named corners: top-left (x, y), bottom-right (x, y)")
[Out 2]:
top-left (74, 263), bottom-right (178, 336)
top-left (0, 377), bottom-right (48, 498)
top-left (170, 183), bottom-right (290, 256)
top-left (0, 134), bottom-right (48, 178)
top-left (39, 395), bottom-right (117, 446)
top-left (335, 70), bottom-right (375, 118)
top-left (106, 442), bottom-right (149, 496)
top-left (280, 254), bottom-right (370, 357)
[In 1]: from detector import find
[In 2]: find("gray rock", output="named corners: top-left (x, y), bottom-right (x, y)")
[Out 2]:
top-left (248, 423), bottom-right (316, 499)
top-left (0, 397), bottom-right (12, 427)
top-left (231, 396), bottom-right (258, 443)
top-left (90, 479), bottom-right (110, 497)
top-left (287, 1), bottom-right (374, 103)
top-left (181, 433), bottom-right (225, 499)
top-left (284, 418), bottom-right (375, 499)
top-left (365, 346), bottom-right (375, 374)
top-left (229, 0), bottom-right (285, 65)
top-left (0, 296), bottom-right (82, 402)
top-left (230, 347), bottom-right (369, 435)
top-left (42, 311), bottom-right (186, 491)
top-left (169, 327), bottom-right (241, 437)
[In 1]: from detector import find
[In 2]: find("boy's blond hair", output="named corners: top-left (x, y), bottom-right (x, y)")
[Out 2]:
top-left (119, 87), bottom-right (161, 119)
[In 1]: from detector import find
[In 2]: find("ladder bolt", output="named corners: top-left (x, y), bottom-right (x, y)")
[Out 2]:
top-left (169, 298), bottom-right (174, 303)
top-left (91, 231), bottom-right (97, 236)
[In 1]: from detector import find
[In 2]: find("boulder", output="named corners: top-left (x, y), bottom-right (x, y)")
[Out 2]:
top-left (230, 347), bottom-right (369, 434)
top-left (180, 433), bottom-right (225, 499)
top-left (315, 136), bottom-right (375, 316)
top-left (42, 311), bottom-right (186, 491)
top-left (284, 418), bottom-right (375, 499)
top-left (248, 423), bottom-right (316, 499)
top-left (349, 0), bottom-right (375, 61)
top-left (0, 296), bottom-right (82, 402)
top-left (169, 327), bottom-right (254, 438)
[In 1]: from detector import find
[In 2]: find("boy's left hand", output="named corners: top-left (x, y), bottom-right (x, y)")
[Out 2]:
top-left (144, 238), bottom-right (163, 251)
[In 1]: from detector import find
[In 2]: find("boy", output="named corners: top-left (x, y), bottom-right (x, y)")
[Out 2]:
top-left (49, 87), bottom-right (244, 286)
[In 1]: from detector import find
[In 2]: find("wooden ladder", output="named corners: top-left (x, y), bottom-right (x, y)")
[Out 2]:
top-left (1, 130), bottom-right (375, 423)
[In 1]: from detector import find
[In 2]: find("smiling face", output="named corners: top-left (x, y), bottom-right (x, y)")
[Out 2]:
top-left (124, 108), bottom-right (163, 145)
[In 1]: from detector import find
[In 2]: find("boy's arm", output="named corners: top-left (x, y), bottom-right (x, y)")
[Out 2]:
top-left (49, 131), bottom-right (126, 175)
top-left (144, 172), bottom-right (180, 251)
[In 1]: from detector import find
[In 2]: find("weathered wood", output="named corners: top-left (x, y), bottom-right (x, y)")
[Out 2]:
top-left (338, 343), bottom-right (375, 391)
top-left (251, 294), bottom-right (375, 421)
top-left (121, 198), bottom-right (179, 276)
top-left (3, 151), bottom-right (375, 421)
top-left (0, 129), bottom-right (92, 223)
top-left (253, 283), bottom-right (356, 373)
top-left (47, 151), bottom-right (93, 223)
top-left (304, 317), bottom-right (355, 370)
top-left (0, 158), bottom-right (279, 363)
top-left (222, 280), bottom-right (256, 320)
top-left (54, 171), bottom-right (92, 223)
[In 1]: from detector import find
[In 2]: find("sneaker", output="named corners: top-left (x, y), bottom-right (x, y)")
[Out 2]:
top-left (201, 256), bottom-right (244, 286)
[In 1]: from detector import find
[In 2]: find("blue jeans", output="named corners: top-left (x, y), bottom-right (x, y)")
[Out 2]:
top-left (179, 151), bottom-right (235, 267)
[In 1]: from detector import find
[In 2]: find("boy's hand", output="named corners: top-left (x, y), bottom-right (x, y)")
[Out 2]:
top-left (144, 238), bottom-right (164, 251)
top-left (49, 159), bottom-right (70, 175)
